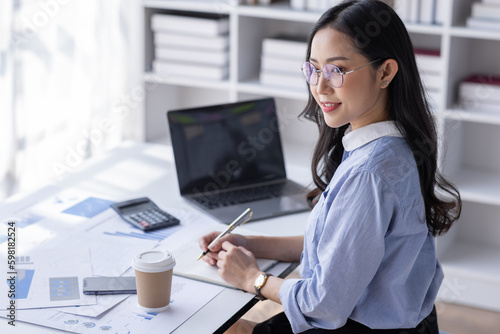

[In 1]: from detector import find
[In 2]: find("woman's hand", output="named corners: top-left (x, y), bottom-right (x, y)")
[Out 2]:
top-left (198, 231), bottom-right (248, 266)
top-left (198, 232), bottom-right (260, 292)
top-left (216, 241), bottom-right (261, 293)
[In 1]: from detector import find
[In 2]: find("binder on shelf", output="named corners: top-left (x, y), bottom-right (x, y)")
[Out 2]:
top-left (306, 0), bottom-right (322, 11)
top-left (414, 47), bottom-right (442, 108)
top-left (434, 0), bottom-right (446, 25)
top-left (151, 12), bottom-right (229, 37)
top-left (260, 71), bottom-right (305, 89)
top-left (420, 72), bottom-right (442, 91)
top-left (291, 0), bottom-right (307, 10)
top-left (459, 99), bottom-right (499, 112)
top-left (395, 0), bottom-right (445, 25)
top-left (261, 56), bottom-right (303, 73)
top-left (154, 32), bottom-right (229, 52)
top-left (307, 0), bottom-right (344, 12)
top-left (260, 34), bottom-right (307, 89)
top-left (409, 0), bottom-right (421, 23)
top-left (414, 48), bottom-right (442, 74)
top-left (466, 17), bottom-right (500, 31)
top-left (394, 0), bottom-right (411, 22)
top-left (262, 34), bottom-right (307, 59)
top-left (458, 74), bottom-right (500, 105)
top-left (471, 2), bottom-right (500, 21)
top-left (153, 60), bottom-right (229, 80)
top-left (155, 47), bottom-right (229, 66)
top-left (419, 0), bottom-right (435, 24)
top-left (426, 89), bottom-right (442, 109)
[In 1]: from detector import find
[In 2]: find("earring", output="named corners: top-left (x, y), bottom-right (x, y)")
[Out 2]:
top-left (383, 81), bottom-right (390, 86)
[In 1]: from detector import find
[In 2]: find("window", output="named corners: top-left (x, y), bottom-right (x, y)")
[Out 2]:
top-left (0, 0), bottom-right (143, 200)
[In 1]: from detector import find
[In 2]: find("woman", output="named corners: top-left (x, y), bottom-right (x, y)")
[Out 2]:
top-left (199, 1), bottom-right (461, 333)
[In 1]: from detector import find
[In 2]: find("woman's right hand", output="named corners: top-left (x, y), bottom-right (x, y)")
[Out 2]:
top-left (198, 232), bottom-right (248, 266)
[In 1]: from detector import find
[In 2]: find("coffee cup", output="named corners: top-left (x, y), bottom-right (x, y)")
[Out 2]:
top-left (132, 250), bottom-right (175, 312)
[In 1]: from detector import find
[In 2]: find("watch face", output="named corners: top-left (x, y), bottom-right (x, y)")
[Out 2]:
top-left (255, 275), bottom-right (265, 287)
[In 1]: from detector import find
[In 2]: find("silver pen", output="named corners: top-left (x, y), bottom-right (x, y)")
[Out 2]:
top-left (197, 208), bottom-right (253, 260)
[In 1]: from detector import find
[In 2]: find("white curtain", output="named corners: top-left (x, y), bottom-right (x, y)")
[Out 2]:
top-left (0, 0), bottom-right (15, 199)
top-left (0, 0), bottom-right (143, 200)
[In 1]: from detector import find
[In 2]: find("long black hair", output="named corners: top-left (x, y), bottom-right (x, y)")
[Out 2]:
top-left (301, 0), bottom-right (461, 236)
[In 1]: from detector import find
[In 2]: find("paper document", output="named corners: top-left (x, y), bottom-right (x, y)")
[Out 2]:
top-left (0, 248), bottom-right (95, 310)
top-left (51, 293), bottom-right (128, 317)
top-left (4, 275), bottom-right (224, 334)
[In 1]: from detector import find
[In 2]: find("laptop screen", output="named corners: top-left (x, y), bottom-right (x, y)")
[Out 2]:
top-left (167, 98), bottom-right (287, 196)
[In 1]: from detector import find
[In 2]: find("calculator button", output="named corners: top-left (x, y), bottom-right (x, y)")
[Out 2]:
top-left (138, 221), bottom-right (150, 228)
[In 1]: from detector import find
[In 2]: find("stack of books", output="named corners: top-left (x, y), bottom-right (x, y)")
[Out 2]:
top-left (466, 0), bottom-right (500, 31)
top-left (458, 74), bottom-right (500, 112)
top-left (393, 0), bottom-right (446, 25)
top-left (151, 12), bottom-right (230, 81)
top-left (414, 48), bottom-right (443, 109)
top-left (291, 0), bottom-right (343, 11)
top-left (259, 34), bottom-right (307, 89)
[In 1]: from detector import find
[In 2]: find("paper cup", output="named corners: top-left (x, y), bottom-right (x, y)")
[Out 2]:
top-left (132, 250), bottom-right (175, 312)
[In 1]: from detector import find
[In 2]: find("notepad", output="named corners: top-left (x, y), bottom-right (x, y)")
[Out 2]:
top-left (171, 226), bottom-right (277, 289)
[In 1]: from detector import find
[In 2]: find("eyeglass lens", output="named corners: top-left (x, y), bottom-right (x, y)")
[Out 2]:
top-left (301, 62), bottom-right (343, 88)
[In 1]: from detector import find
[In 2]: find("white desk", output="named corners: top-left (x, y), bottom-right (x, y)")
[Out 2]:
top-left (0, 142), bottom-right (309, 334)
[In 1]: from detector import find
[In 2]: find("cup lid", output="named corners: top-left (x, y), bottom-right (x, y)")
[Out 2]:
top-left (132, 250), bottom-right (175, 273)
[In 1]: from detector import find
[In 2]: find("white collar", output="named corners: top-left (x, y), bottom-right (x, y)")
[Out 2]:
top-left (342, 121), bottom-right (404, 151)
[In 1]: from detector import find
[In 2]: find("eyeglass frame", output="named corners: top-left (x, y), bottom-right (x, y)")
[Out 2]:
top-left (300, 58), bottom-right (382, 88)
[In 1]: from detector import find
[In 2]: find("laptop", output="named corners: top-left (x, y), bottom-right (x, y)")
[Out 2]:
top-left (167, 97), bottom-right (310, 224)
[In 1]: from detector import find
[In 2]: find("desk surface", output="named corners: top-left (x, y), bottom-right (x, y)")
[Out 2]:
top-left (0, 141), bottom-right (310, 334)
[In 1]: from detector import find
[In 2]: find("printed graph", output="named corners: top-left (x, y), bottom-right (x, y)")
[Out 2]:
top-left (82, 322), bottom-right (96, 328)
top-left (16, 255), bottom-right (34, 265)
top-left (13, 213), bottom-right (44, 228)
top-left (7, 269), bottom-right (35, 299)
top-left (62, 197), bottom-right (114, 218)
top-left (49, 277), bottom-right (80, 301)
top-left (133, 310), bottom-right (159, 321)
top-left (103, 224), bottom-right (181, 241)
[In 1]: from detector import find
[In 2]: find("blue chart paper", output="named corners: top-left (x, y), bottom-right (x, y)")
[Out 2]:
top-left (1, 248), bottom-right (94, 309)
top-left (49, 277), bottom-right (80, 302)
top-left (10, 269), bottom-right (35, 299)
top-left (11, 276), bottom-right (225, 334)
top-left (103, 224), bottom-right (182, 241)
top-left (62, 197), bottom-right (114, 218)
top-left (82, 322), bottom-right (96, 328)
top-left (14, 213), bottom-right (44, 228)
top-left (133, 310), bottom-right (159, 321)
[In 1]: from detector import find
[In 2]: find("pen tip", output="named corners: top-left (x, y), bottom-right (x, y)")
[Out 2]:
top-left (197, 253), bottom-right (204, 261)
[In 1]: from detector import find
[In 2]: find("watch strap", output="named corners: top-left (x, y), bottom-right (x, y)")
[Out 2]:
top-left (254, 273), bottom-right (273, 301)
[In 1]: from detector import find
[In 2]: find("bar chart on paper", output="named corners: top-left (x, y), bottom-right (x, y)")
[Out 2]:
top-left (9, 276), bottom-right (224, 334)
top-left (14, 269), bottom-right (35, 299)
top-left (0, 248), bottom-right (94, 310)
top-left (49, 277), bottom-right (80, 302)
top-left (103, 223), bottom-right (182, 241)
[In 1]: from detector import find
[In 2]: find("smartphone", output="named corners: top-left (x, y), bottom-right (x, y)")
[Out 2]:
top-left (83, 276), bottom-right (136, 295)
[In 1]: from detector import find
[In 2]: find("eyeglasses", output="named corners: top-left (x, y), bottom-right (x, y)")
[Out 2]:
top-left (300, 59), bottom-right (381, 88)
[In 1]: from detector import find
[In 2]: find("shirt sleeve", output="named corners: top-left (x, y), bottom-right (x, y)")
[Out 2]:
top-left (280, 171), bottom-right (400, 333)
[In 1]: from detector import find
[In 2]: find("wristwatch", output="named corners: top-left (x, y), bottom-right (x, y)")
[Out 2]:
top-left (254, 273), bottom-right (273, 300)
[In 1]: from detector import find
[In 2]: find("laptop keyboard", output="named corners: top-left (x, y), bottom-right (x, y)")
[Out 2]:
top-left (193, 182), bottom-right (305, 209)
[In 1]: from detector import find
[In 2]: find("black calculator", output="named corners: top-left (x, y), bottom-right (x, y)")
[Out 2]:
top-left (110, 197), bottom-right (180, 232)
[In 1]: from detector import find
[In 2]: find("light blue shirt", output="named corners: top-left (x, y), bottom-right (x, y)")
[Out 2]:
top-left (280, 121), bottom-right (443, 333)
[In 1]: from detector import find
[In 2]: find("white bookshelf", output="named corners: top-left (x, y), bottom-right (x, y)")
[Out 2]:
top-left (142, 0), bottom-right (500, 312)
